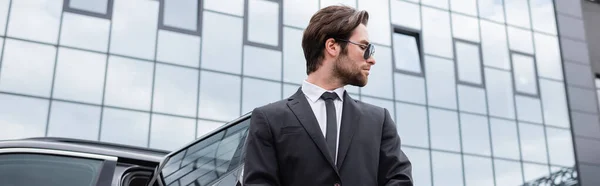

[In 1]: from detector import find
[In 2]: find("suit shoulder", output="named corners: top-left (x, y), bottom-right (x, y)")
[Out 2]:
top-left (252, 98), bottom-right (289, 114)
top-left (354, 99), bottom-right (387, 117)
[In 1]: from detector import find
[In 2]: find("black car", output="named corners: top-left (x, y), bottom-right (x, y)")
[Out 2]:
top-left (0, 113), bottom-right (252, 186)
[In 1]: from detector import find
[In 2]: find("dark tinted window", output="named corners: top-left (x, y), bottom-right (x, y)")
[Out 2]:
top-left (0, 154), bottom-right (103, 186)
top-left (160, 118), bottom-right (250, 186)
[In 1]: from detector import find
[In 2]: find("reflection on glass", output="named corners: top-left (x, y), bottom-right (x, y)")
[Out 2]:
top-left (426, 56), bottom-right (457, 109)
top-left (283, 0), bottom-right (318, 28)
top-left (478, 0), bottom-right (505, 23)
top-left (432, 151), bottom-right (463, 186)
top-left (494, 159), bottom-right (524, 186)
top-left (490, 118), bottom-right (520, 160)
top-left (150, 114), bottom-right (196, 151)
top-left (69, 0), bottom-right (108, 14)
top-left (100, 108), bottom-right (150, 147)
top-left (422, 7), bottom-right (453, 58)
top-left (402, 148), bottom-right (431, 186)
top-left (153, 64), bottom-right (199, 117)
top-left (163, 0), bottom-right (198, 31)
top-left (530, 0), bottom-right (557, 35)
top-left (485, 68), bottom-right (515, 119)
top-left (361, 45), bottom-right (393, 99)
top-left (47, 101), bottom-right (101, 141)
top-left (458, 85), bottom-right (487, 115)
top-left (515, 95), bottom-right (543, 124)
top-left (157, 30), bottom-right (201, 68)
top-left (0, 94), bottom-right (48, 140)
top-left (60, 12), bottom-right (110, 52)
top-left (430, 108), bottom-right (460, 152)
top-left (242, 78), bottom-right (281, 114)
top-left (539, 79), bottom-right (570, 128)
top-left (561, 38), bottom-right (589, 64)
top-left (391, 0), bottom-right (420, 30)
top-left (243, 45), bottom-right (282, 81)
top-left (463, 155), bottom-right (494, 186)
top-left (0, 39), bottom-right (56, 97)
top-left (53, 47), bottom-right (107, 104)
top-left (197, 120), bottom-right (225, 139)
top-left (451, 14), bottom-right (480, 42)
top-left (546, 128), bottom-right (575, 167)
top-left (512, 53), bottom-right (538, 95)
top-left (523, 163), bottom-right (550, 183)
top-left (204, 0), bottom-right (244, 16)
top-left (104, 56), bottom-right (154, 111)
top-left (198, 71), bottom-right (241, 122)
top-left (508, 26), bottom-right (534, 54)
top-left (393, 33), bottom-right (421, 74)
top-left (480, 20), bottom-right (510, 70)
top-left (201, 11), bottom-right (243, 74)
top-left (359, 0), bottom-right (391, 46)
top-left (396, 103), bottom-right (428, 148)
top-left (248, 0), bottom-right (279, 46)
top-left (7, 0), bottom-right (62, 44)
top-left (422, 0), bottom-right (448, 10)
top-left (394, 73), bottom-right (426, 105)
top-left (519, 123), bottom-right (548, 164)
top-left (0, 0), bottom-right (8, 36)
top-left (505, 0), bottom-right (531, 28)
top-left (455, 41), bottom-right (482, 85)
top-left (451, 0), bottom-right (477, 16)
top-left (110, 0), bottom-right (159, 60)
top-left (283, 27), bottom-right (307, 84)
top-left (460, 113), bottom-right (491, 156)
top-left (534, 33), bottom-right (562, 80)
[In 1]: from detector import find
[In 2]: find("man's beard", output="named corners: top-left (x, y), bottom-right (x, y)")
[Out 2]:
top-left (333, 54), bottom-right (367, 87)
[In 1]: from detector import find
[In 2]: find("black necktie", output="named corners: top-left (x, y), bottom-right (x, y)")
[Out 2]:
top-left (321, 92), bottom-right (338, 163)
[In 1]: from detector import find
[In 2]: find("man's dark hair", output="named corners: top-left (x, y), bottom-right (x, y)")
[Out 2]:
top-left (302, 5), bottom-right (369, 75)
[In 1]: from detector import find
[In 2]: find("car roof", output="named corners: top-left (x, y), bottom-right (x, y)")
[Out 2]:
top-left (0, 137), bottom-right (169, 165)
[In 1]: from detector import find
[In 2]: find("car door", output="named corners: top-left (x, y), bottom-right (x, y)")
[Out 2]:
top-left (147, 114), bottom-right (251, 186)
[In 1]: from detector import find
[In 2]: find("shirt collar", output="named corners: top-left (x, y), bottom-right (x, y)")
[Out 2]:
top-left (301, 80), bottom-right (345, 103)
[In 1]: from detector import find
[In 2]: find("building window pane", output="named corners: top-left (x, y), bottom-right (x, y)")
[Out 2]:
top-left (546, 128), bottom-right (575, 167)
top-left (321, 0), bottom-right (357, 8)
top-left (7, 0), bottom-right (62, 44)
top-left (152, 64), bottom-right (199, 117)
top-left (150, 114), bottom-right (196, 151)
top-left (494, 159), bottom-right (524, 186)
top-left (197, 119), bottom-right (224, 138)
top-left (391, 0), bottom-right (420, 30)
top-left (426, 56), bottom-right (457, 109)
top-left (0, 94), bottom-right (48, 140)
top-left (530, 0), bottom-right (557, 35)
top-left (430, 108), bottom-right (460, 152)
top-left (519, 123), bottom-right (548, 164)
top-left (394, 73), bottom-right (426, 105)
top-left (515, 95), bottom-right (543, 124)
top-left (100, 108), bottom-right (150, 147)
top-left (508, 26), bottom-right (534, 54)
top-left (478, 0), bottom-right (505, 23)
top-left (157, 30), bottom-right (201, 68)
top-left (104, 56), bottom-right (154, 111)
top-left (480, 20), bottom-right (510, 70)
top-left (47, 101), bottom-right (101, 141)
top-left (451, 14), bottom-right (480, 42)
top-left (540, 79), bottom-right (569, 128)
top-left (485, 68), bottom-right (516, 119)
top-left (432, 151), bottom-right (463, 186)
top-left (392, 32), bottom-right (421, 74)
top-left (396, 103), bottom-right (428, 148)
top-left (242, 78), bottom-right (281, 114)
top-left (243, 45), bottom-right (282, 81)
top-left (59, 13), bottom-right (110, 52)
top-left (505, 0), bottom-right (531, 28)
top-left (457, 85), bottom-right (487, 115)
top-left (490, 118), bottom-right (520, 160)
top-left (198, 71), bottom-right (241, 121)
top-left (422, 7), bottom-right (453, 58)
top-left (283, 0), bottom-right (318, 28)
top-left (283, 27), bottom-right (307, 84)
top-left (0, 0), bottom-right (9, 36)
top-left (450, 0), bottom-right (477, 16)
top-left (53, 48), bottom-right (107, 104)
top-left (534, 33), bottom-right (562, 80)
top-left (422, 0), bottom-right (448, 10)
top-left (362, 46), bottom-right (393, 99)
top-left (248, 0), bottom-right (279, 47)
top-left (460, 113), bottom-right (491, 156)
top-left (403, 148), bottom-right (432, 186)
top-left (512, 52), bottom-right (538, 95)
top-left (68, 0), bottom-right (109, 15)
top-left (283, 84), bottom-right (300, 99)
top-left (523, 163), bottom-right (550, 183)
top-left (455, 41), bottom-right (483, 85)
top-left (204, 0), bottom-right (244, 16)
top-left (201, 11), bottom-right (243, 74)
top-left (162, 0), bottom-right (198, 31)
top-left (464, 155), bottom-right (495, 186)
top-left (110, 0), bottom-right (159, 60)
top-left (358, 0), bottom-right (391, 46)
top-left (0, 39), bottom-right (56, 97)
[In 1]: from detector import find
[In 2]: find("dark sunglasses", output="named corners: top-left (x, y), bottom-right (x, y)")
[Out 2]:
top-left (335, 38), bottom-right (375, 60)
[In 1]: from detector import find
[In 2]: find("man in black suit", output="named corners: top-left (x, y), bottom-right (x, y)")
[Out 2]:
top-left (243, 5), bottom-right (413, 186)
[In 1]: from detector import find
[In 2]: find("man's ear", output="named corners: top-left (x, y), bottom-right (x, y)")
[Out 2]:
top-left (324, 38), bottom-right (339, 58)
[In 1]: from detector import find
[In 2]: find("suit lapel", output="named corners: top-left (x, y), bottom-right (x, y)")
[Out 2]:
top-left (336, 91), bottom-right (361, 170)
top-left (287, 88), bottom-right (340, 174)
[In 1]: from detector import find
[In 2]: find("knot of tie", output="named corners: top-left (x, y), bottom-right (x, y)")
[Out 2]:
top-left (321, 92), bottom-right (338, 101)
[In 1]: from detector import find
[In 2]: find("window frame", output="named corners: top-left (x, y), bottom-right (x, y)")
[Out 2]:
top-left (158, 0), bottom-right (203, 36)
top-left (243, 0), bottom-right (283, 50)
top-left (453, 38), bottom-right (485, 88)
top-left (63, 0), bottom-right (114, 20)
top-left (390, 26), bottom-right (424, 77)
top-left (510, 50), bottom-right (541, 98)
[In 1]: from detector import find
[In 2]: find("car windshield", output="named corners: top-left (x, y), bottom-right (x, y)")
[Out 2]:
top-left (0, 153), bottom-right (103, 186)
top-left (158, 118), bottom-right (250, 186)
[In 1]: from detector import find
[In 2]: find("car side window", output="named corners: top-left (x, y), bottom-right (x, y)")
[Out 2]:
top-left (0, 153), bottom-right (104, 186)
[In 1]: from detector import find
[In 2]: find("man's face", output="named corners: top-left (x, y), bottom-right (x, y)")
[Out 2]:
top-left (333, 24), bottom-right (376, 87)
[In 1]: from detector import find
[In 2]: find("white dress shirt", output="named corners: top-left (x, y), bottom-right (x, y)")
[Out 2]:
top-left (301, 80), bottom-right (344, 164)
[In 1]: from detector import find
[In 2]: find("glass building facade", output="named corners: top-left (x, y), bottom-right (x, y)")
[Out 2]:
top-left (0, 0), bottom-right (587, 185)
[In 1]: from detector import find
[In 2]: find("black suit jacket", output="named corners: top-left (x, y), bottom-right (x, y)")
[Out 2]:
top-left (243, 88), bottom-right (413, 186)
